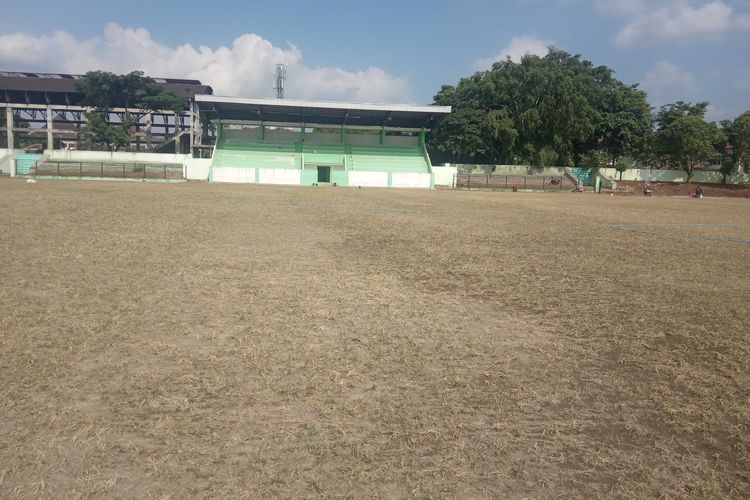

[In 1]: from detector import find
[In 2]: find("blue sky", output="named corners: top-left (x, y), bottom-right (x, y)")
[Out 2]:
top-left (1, 0), bottom-right (748, 120)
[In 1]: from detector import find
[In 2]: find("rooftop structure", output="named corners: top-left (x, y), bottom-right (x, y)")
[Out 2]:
top-left (0, 71), bottom-right (212, 105)
top-left (194, 95), bottom-right (450, 129)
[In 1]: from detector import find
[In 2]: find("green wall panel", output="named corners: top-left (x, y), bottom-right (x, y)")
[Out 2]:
top-left (331, 170), bottom-right (348, 187)
top-left (300, 169), bottom-right (317, 186)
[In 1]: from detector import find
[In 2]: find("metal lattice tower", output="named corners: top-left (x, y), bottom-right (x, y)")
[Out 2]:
top-left (273, 64), bottom-right (286, 99)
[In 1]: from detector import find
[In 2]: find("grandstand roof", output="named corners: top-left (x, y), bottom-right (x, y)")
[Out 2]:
top-left (195, 95), bottom-right (451, 129)
top-left (0, 71), bottom-right (212, 103)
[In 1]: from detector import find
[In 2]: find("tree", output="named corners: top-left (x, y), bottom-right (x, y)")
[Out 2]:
top-left (76, 71), bottom-right (187, 151)
top-left (729, 111), bottom-right (750, 172)
top-left (631, 131), bottom-right (661, 169)
top-left (597, 84), bottom-right (653, 167)
top-left (580, 149), bottom-right (608, 168)
top-left (427, 49), bottom-right (652, 168)
top-left (428, 108), bottom-right (493, 164)
top-left (615, 161), bottom-right (629, 181)
top-left (655, 101), bottom-right (709, 131)
top-left (84, 111), bottom-right (131, 152)
top-left (656, 115), bottom-right (721, 183)
top-left (720, 159), bottom-right (736, 184)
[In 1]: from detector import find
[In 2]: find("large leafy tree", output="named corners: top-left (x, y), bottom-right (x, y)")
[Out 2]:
top-left (654, 101), bottom-right (709, 131)
top-left (729, 111), bottom-right (750, 172)
top-left (76, 71), bottom-right (187, 151)
top-left (656, 115), bottom-right (721, 183)
top-left (597, 84), bottom-right (653, 167)
top-left (428, 49), bottom-right (652, 167)
top-left (653, 101), bottom-right (728, 182)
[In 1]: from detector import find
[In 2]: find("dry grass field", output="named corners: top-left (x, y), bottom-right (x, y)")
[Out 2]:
top-left (1, 178), bottom-right (749, 499)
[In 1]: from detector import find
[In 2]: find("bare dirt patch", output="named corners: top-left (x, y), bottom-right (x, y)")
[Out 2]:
top-left (0, 179), bottom-right (748, 498)
top-left (618, 180), bottom-right (750, 198)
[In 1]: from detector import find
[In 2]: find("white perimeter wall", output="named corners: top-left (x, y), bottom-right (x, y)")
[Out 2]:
top-left (432, 165), bottom-right (457, 186)
top-left (348, 171), bottom-right (388, 187)
top-left (46, 150), bottom-right (217, 181)
top-left (391, 172), bottom-right (431, 188)
top-left (186, 159), bottom-right (212, 180)
top-left (211, 167), bottom-right (302, 185)
top-left (212, 166), bottom-right (256, 183)
top-left (600, 168), bottom-right (750, 184)
top-left (0, 149), bottom-right (11, 175)
top-left (258, 168), bottom-right (301, 185)
top-left (456, 164), bottom-right (568, 176)
top-left (48, 150), bottom-right (185, 164)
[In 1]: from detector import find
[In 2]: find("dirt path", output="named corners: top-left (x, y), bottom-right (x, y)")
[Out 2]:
top-left (618, 180), bottom-right (750, 198)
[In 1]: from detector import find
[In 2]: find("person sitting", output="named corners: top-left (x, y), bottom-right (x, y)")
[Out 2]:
top-left (643, 182), bottom-right (653, 196)
top-left (694, 185), bottom-right (704, 199)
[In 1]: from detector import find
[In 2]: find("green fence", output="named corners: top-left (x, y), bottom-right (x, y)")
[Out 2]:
top-left (30, 160), bottom-right (184, 180)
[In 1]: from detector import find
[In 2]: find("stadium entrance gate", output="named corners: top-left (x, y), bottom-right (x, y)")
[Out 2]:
top-left (317, 166), bottom-right (331, 184)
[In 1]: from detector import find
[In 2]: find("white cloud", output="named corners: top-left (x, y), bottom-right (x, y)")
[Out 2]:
top-left (614, 1), bottom-right (749, 47)
top-left (0, 23), bottom-right (411, 103)
top-left (592, 0), bottom-right (647, 14)
top-left (643, 60), bottom-right (696, 90)
top-left (641, 60), bottom-right (704, 108)
top-left (474, 35), bottom-right (552, 69)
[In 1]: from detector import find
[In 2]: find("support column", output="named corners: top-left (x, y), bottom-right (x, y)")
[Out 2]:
top-left (419, 128), bottom-right (426, 147)
top-left (135, 118), bottom-right (141, 151)
top-left (189, 101), bottom-right (197, 155)
top-left (340, 125), bottom-right (345, 144)
top-left (202, 117), bottom-right (209, 148)
top-left (146, 112), bottom-right (153, 150)
top-left (259, 121), bottom-right (264, 141)
top-left (174, 112), bottom-right (181, 154)
top-left (46, 106), bottom-right (53, 151)
top-left (6, 106), bottom-right (14, 151)
top-left (380, 126), bottom-right (385, 145)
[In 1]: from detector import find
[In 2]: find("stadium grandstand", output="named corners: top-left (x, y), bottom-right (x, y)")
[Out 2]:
top-left (196, 96), bottom-right (451, 188)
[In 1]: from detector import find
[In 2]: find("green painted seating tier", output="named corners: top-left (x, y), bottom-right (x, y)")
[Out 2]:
top-left (212, 139), bottom-right (429, 173)
top-left (301, 143), bottom-right (346, 166)
top-left (213, 139), bottom-right (299, 168)
top-left (350, 146), bottom-right (428, 173)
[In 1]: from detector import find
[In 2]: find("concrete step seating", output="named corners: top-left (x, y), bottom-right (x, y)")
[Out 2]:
top-left (214, 140), bottom-right (298, 168)
top-left (569, 167), bottom-right (594, 186)
top-left (301, 143), bottom-right (346, 166)
top-left (15, 153), bottom-right (43, 175)
top-left (213, 140), bottom-right (429, 173)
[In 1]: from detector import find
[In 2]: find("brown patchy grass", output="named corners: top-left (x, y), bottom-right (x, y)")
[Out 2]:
top-left (0, 178), bottom-right (748, 498)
